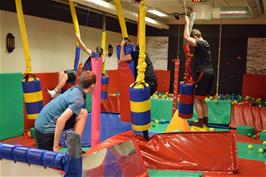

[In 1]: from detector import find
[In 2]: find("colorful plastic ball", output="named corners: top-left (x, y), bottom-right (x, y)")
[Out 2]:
top-left (247, 144), bottom-right (253, 150)
top-left (209, 128), bottom-right (215, 132)
top-left (263, 141), bottom-right (266, 146)
top-left (155, 119), bottom-right (159, 124)
top-left (252, 135), bottom-right (257, 139)
top-left (258, 148), bottom-right (264, 153)
top-left (247, 133), bottom-right (252, 137)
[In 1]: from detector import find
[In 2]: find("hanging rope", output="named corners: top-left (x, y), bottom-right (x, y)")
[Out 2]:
top-left (15, 0), bottom-right (31, 73)
top-left (216, 20), bottom-right (222, 95)
top-left (69, 0), bottom-right (81, 71)
top-left (101, 13), bottom-right (107, 75)
top-left (134, 0), bottom-right (147, 87)
top-left (15, 0), bottom-right (43, 120)
top-left (183, 12), bottom-right (196, 83)
top-left (183, 0), bottom-right (187, 16)
top-left (114, 0), bottom-right (129, 38)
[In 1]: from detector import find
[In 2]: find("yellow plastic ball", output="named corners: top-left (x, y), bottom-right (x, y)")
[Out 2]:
top-left (155, 119), bottom-right (159, 124)
top-left (247, 144), bottom-right (253, 150)
top-left (209, 128), bottom-right (215, 132)
top-left (263, 141), bottom-right (266, 146)
top-left (258, 148), bottom-right (264, 153)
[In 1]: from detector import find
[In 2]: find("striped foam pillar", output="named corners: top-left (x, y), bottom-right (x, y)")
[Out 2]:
top-left (101, 76), bottom-right (109, 100)
top-left (22, 75), bottom-right (43, 119)
top-left (178, 81), bottom-right (194, 119)
top-left (130, 86), bottom-right (151, 132)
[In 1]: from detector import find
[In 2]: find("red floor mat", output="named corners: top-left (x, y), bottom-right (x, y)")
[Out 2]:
top-left (137, 132), bottom-right (237, 173)
top-left (1, 135), bottom-right (35, 147)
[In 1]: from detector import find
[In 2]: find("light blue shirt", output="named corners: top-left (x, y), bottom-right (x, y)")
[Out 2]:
top-left (35, 86), bottom-right (86, 134)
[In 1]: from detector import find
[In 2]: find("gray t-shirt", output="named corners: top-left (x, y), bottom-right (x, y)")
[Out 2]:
top-left (35, 86), bottom-right (85, 134)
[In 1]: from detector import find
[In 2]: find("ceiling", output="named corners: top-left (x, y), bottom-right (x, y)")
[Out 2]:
top-left (65, 0), bottom-right (266, 28)
top-left (116, 0), bottom-right (266, 25)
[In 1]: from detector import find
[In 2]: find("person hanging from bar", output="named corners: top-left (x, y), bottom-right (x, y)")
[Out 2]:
top-left (183, 16), bottom-right (214, 128)
top-left (47, 33), bottom-right (104, 98)
top-left (119, 38), bottom-right (157, 96)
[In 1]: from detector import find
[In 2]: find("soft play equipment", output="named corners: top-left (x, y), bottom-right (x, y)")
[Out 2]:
top-left (60, 113), bottom-right (131, 147)
top-left (130, 86), bottom-right (151, 132)
top-left (137, 132), bottom-right (237, 173)
top-left (1, 132), bottom-right (148, 177)
top-left (91, 58), bottom-right (103, 146)
top-left (0, 73), bottom-right (24, 140)
top-left (242, 74), bottom-right (266, 99)
top-left (22, 75), bottom-right (43, 120)
top-left (236, 125), bottom-right (255, 136)
top-left (0, 131), bottom-right (82, 177)
top-left (114, 0), bottom-right (135, 122)
top-left (178, 12), bottom-right (196, 119)
top-left (178, 82), bottom-right (194, 119)
top-left (172, 59), bottom-right (180, 114)
top-left (129, 0), bottom-right (152, 136)
top-left (165, 110), bottom-right (190, 132)
top-left (15, 0), bottom-right (44, 120)
top-left (69, 0), bottom-right (81, 71)
top-left (101, 76), bottom-right (109, 100)
top-left (230, 104), bottom-right (266, 131)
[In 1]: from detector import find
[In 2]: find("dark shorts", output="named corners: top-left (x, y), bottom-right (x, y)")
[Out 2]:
top-left (64, 70), bottom-right (77, 84)
top-left (35, 114), bottom-right (77, 150)
top-left (194, 70), bottom-right (214, 97)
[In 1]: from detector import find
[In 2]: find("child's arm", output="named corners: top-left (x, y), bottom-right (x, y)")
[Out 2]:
top-left (120, 39), bottom-right (132, 61)
top-left (75, 33), bottom-right (92, 56)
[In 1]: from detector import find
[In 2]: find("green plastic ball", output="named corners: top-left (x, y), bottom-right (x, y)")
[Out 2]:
top-left (247, 133), bottom-right (252, 137)
top-left (252, 135), bottom-right (257, 139)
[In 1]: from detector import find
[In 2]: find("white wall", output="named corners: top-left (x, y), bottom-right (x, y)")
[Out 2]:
top-left (0, 10), bottom-right (136, 73)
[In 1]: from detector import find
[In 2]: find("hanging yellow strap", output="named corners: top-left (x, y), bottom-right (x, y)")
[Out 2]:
top-left (15, 0), bottom-right (32, 73)
top-left (101, 31), bottom-right (107, 74)
top-left (114, 0), bottom-right (128, 38)
top-left (69, 0), bottom-right (80, 46)
top-left (135, 0), bottom-right (147, 88)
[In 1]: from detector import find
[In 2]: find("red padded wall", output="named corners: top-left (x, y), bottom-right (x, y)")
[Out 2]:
top-left (242, 74), bottom-right (266, 99)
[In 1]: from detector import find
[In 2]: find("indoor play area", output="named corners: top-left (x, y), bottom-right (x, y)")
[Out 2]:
top-left (0, 0), bottom-right (266, 177)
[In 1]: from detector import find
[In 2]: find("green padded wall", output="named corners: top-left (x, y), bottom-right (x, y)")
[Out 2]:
top-left (0, 73), bottom-right (24, 140)
top-left (86, 93), bottom-right (92, 112)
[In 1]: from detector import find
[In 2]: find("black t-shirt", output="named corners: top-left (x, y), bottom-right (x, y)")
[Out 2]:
top-left (131, 52), bottom-right (157, 84)
top-left (191, 40), bottom-right (213, 79)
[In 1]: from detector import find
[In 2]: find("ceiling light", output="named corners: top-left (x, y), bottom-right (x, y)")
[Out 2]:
top-left (84, 0), bottom-right (113, 9)
top-left (148, 9), bottom-right (167, 17)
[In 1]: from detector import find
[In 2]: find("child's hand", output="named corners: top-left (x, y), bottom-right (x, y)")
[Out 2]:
top-left (121, 39), bottom-right (127, 46)
top-left (75, 33), bottom-right (81, 40)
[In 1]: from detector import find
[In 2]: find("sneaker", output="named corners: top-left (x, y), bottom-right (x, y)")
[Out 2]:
top-left (203, 117), bottom-right (208, 127)
top-left (47, 89), bottom-right (59, 98)
top-left (192, 119), bottom-right (204, 128)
